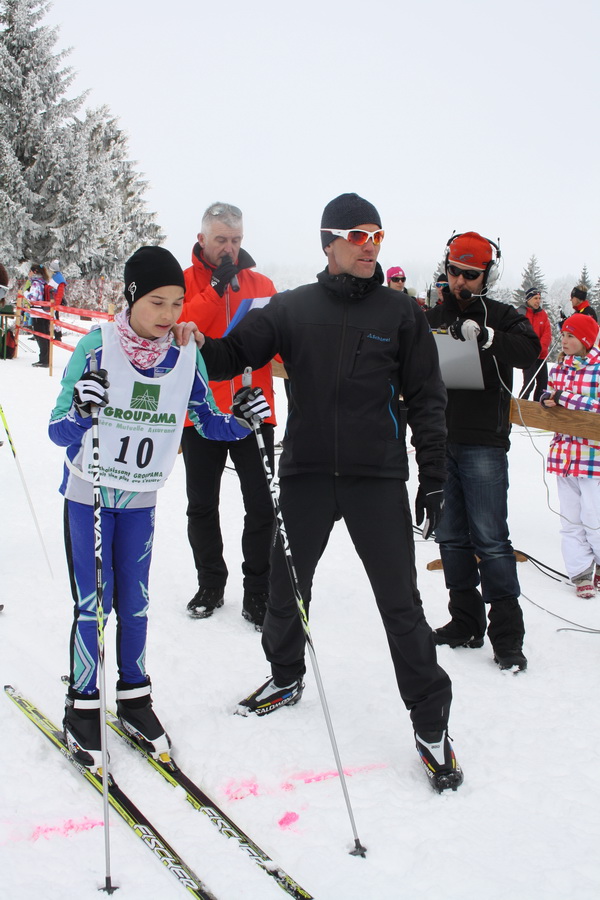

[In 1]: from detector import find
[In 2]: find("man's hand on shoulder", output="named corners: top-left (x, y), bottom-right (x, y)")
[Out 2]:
top-left (172, 321), bottom-right (205, 347)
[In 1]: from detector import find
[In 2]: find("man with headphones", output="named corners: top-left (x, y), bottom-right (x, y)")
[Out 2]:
top-left (425, 232), bottom-right (540, 672)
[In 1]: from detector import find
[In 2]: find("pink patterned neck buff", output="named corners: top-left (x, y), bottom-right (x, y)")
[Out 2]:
top-left (114, 308), bottom-right (173, 370)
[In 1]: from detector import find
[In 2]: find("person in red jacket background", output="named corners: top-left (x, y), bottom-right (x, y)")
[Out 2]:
top-left (180, 202), bottom-right (277, 628)
top-left (518, 288), bottom-right (553, 400)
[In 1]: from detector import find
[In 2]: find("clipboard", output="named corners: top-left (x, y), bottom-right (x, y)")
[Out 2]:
top-left (432, 330), bottom-right (485, 390)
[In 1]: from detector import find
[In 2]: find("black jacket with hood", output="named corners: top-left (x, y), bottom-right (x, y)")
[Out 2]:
top-left (201, 265), bottom-right (448, 487)
top-left (425, 291), bottom-right (541, 449)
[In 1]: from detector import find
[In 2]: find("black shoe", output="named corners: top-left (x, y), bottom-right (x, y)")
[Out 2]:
top-left (63, 690), bottom-right (102, 771)
top-left (415, 730), bottom-right (464, 793)
top-left (242, 591), bottom-right (268, 630)
top-left (493, 645), bottom-right (527, 671)
top-left (434, 620), bottom-right (484, 649)
top-left (32, 361), bottom-right (49, 368)
top-left (187, 586), bottom-right (224, 619)
top-left (236, 676), bottom-right (304, 717)
top-left (116, 680), bottom-right (171, 759)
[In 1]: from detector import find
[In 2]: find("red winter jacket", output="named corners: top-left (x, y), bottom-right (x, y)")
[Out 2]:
top-left (181, 244), bottom-right (277, 425)
top-left (523, 305), bottom-right (552, 359)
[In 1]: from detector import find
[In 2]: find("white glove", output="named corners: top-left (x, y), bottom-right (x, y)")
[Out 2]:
top-left (73, 370), bottom-right (109, 417)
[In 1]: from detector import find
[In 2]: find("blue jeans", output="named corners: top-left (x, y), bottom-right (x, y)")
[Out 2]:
top-left (434, 443), bottom-right (523, 648)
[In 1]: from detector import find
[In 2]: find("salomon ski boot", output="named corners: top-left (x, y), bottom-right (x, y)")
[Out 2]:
top-left (236, 676), bottom-right (304, 716)
top-left (415, 730), bottom-right (464, 793)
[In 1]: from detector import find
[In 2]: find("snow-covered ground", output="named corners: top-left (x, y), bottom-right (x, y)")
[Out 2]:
top-left (1, 332), bottom-right (600, 900)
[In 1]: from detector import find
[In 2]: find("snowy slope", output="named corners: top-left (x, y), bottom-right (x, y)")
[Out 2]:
top-left (1, 337), bottom-right (600, 900)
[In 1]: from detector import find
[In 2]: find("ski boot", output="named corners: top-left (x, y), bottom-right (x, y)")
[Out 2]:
top-left (415, 730), bottom-right (464, 793)
top-left (63, 689), bottom-right (102, 772)
top-left (236, 675), bottom-right (304, 716)
top-left (116, 680), bottom-right (171, 760)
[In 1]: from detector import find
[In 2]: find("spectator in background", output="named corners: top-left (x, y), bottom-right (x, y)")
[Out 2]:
top-left (425, 231), bottom-right (540, 672)
top-left (569, 285), bottom-right (597, 320)
top-left (518, 288), bottom-right (553, 401)
top-left (48, 259), bottom-right (67, 340)
top-left (179, 202), bottom-right (277, 629)
top-left (541, 315), bottom-right (600, 598)
top-left (386, 266), bottom-right (407, 293)
top-left (25, 264), bottom-right (50, 367)
top-left (435, 274), bottom-right (448, 305)
top-left (0, 262), bottom-right (16, 359)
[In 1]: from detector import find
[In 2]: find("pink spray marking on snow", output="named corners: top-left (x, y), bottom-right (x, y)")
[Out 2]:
top-left (224, 761), bottom-right (387, 801)
top-left (0, 817), bottom-right (104, 845)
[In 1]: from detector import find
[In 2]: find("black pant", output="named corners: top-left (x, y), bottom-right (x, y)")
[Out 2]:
top-left (33, 315), bottom-right (49, 364)
top-left (519, 360), bottom-right (548, 401)
top-left (262, 474), bottom-right (452, 734)
top-left (181, 424), bottom-right (275, 594)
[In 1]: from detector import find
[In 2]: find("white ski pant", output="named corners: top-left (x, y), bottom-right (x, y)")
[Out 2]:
top-left (556, 475), bottom-right (600, 579)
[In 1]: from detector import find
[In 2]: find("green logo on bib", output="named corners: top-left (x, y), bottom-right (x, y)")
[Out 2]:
top-left (131, 382), bottom-right (160, 411)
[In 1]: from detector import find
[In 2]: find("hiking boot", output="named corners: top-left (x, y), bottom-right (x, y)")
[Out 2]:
top-left (433, 620), bottom-right (484, 649)
top-left (116, 680), bottom-right (171, 759)
top-left (236, 676), bottom-right (304, 717)
top-left (574, 568), bottom-right (595, 599)
top-left (63, 690), bottom-right (102, 771)
top-left (242, 592), bottom-right (268, 631)
top-left (186, 586), bottom-right (224, 619)
top-left (415, 730), bottom-right (463, 793)
top-left (493, 642), bottom-right (527, 671)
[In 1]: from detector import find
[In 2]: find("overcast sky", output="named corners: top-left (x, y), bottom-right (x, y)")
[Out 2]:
top-left (48, 0), bottom-right (599, 290)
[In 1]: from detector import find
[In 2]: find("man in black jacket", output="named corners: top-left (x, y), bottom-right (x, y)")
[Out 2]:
top-left (425, 232), bottom-right (541, 672)
top-left (200, 193), bottom-right (462, 792)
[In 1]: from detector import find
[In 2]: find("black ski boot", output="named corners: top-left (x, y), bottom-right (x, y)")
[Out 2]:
top-left (186, 586), bottom-right (224, 619)
top-left (241, 592), bottom-right (268, 631)
top-left (236, 675), bottom-right (304, 716)
top-left (116, 680), bottom-right (171, 759)
top-left (415, 730), bottom-right (464, 793)
top-left (433, 620), bottom-right (484, 649)
top-left (63, 689), bottom-right (102, 772)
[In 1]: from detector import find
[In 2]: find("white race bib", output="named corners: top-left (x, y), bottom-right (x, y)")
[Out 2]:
top-left (79, 325), bottom-right (195, 491)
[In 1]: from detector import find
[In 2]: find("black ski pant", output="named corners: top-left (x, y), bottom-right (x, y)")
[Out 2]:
top-left (33, 315), bottom-right (49, 364)
top-left (181, 424), bottom-right (275, 595)
top-left (262, 474), bottom-right (453, 735)
top-left (519, 359), bottom-right (548, 401)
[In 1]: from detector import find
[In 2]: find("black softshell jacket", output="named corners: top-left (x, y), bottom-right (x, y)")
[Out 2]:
top-left (201, 267), bottom-right (448, 485)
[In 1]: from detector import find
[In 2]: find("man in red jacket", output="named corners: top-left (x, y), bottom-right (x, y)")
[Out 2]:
top-left (180, 202), bottom-right (277, 628)
top-left (518, 288), bottom-right (553, 400)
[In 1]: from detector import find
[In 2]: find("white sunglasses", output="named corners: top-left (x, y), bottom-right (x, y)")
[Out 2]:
top-left (320, 228), bottom-right (385, 246)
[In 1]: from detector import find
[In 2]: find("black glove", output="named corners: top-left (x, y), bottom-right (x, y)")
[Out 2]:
top-left (73, 369), bottom-right (109, 417)
top-left (210, 257), bottom-right (240, 297)
top-left (231, 386), bottom-right (272, 429)
top-left (449, 318), bottom-right (493, 348)
top-left (415, 480), bottom-right (445, 541)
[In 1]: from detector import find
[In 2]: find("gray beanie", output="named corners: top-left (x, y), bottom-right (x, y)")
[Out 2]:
top-left (320, 193), bottom-right (382, 249)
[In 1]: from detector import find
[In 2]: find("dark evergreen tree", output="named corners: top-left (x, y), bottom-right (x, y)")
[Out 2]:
top-left (0, 0), bottom-right (163, 275)
top-left (512, 254), bottom-right (547, 305)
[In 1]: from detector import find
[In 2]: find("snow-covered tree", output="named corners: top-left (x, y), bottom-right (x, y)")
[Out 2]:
top-left (0, 0), bottom-right (163, 275)
top-left (512, 254), bottom-right (547, 305)
top-left (578, 265), bottom-right (593, 290)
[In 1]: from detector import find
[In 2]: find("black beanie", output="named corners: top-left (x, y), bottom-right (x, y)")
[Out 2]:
top-left (320, 193), bottom-right (382, 249)
top-left (123, 246), bottom-right (185, 307)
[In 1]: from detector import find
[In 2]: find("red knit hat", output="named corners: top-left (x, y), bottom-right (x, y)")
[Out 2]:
top-left (562, 313), bottom-right (599, 351)
top-left (447, 232), bottom-right (493, 271)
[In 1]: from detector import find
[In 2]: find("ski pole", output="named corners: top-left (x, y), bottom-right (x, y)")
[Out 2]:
top-left (0, 402), bottom-right (53, 577)
top-left (89, 350), bottom-right (118, 895)
top-left (242, 369), bottom-right (367, 858)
